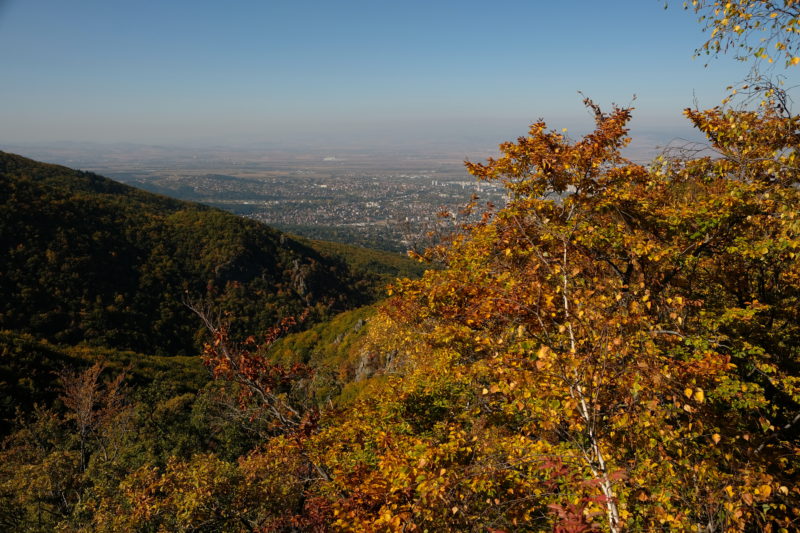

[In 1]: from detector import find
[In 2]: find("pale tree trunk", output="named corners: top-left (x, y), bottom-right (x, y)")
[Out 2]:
top-left (561, 238), bottom-right (621, 533)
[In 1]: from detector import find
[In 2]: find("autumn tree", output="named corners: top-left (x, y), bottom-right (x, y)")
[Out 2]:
top-left (296, 97), bottom-right (800, 532)
top-left (57, 361), bottom-right (129, 472)
top-left (41, 6), bottom-right (800, 532)
top-left (0, 362), bottom-right (134, 531)
top-left (107, 97), bottom-right (800, 532)
top-left (689, 0), bottom-right (800, 66)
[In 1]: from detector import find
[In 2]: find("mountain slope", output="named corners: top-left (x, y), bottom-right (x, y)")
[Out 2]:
top-left (0, 151), bottom-right (383, 355)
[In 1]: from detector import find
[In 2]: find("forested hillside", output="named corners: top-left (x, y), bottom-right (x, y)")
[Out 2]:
top-left (0, 151), bottom-right (409, 355)
top-left (34, 98), bottom-right (800, 532)
top-left (5, 98), bottom-right (797, 532)
top-left (2, 2), bottom-right (800, 531)
top-left (0, 152), bottom-right (414, 530)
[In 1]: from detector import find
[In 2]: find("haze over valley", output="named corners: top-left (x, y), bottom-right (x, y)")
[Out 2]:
top-left (2, 1), bottom-right (800, 530)
top-left (2, 128), bottom-right (684, 252)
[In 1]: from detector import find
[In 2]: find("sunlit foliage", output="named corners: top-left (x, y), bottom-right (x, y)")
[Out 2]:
top-left (300, 99), bottom-right (800, 531)
top-left (690, 0), bottom-right (800, 66)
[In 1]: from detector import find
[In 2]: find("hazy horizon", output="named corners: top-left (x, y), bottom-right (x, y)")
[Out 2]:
top-left (0, 122), bottom-right (704, 169)
top-left (2, 0), bottom-right (791, 158)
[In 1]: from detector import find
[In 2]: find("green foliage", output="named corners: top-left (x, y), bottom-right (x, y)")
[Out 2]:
top-left (296, 237), bottom-right (427, 293)
top-left (5, 6), bottom-right (800, 529)
top-left (0, 331), bottom-right (207, 437)
top-left (268, 306), bottom-right (377, 404)
top-left (4, 103), bottom-right (800, 529)
top-left (0, 331), bottom-right (77, 435)
top-left (273, 222), bottom-right (411, 253)
top-left (0, 354), bottom-right (214, 531)
top-left (0, 151), bottom-right (385, 355)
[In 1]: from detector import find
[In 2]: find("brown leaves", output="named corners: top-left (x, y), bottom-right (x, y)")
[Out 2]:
top-left (338, 97), bottom-right (800, 530)
top-left (160, 96), bottom-right (800, 532)
top-left (469, 103), bottom-right (628, 199)
top-left (201, 323), bottom-right (314, 433)
top-left (56, 361), bottom-right (129, 470)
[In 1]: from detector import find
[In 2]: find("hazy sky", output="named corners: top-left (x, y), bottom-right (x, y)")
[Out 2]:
top-left (0, 0), bottom-right (794, 151)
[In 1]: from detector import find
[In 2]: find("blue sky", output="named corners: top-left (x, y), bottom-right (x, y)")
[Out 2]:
top-left (0, 0), bottom-right (793, 152)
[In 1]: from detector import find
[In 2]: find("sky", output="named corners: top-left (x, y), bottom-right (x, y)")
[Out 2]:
top-left (0, 0), bottom-right (796, 154)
